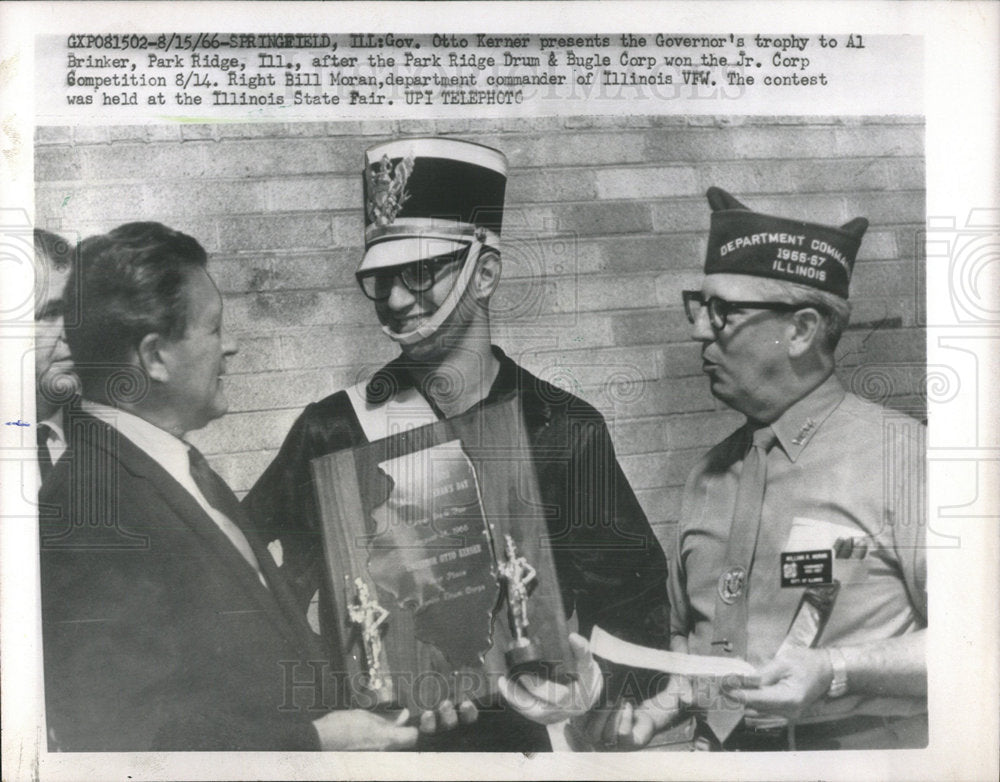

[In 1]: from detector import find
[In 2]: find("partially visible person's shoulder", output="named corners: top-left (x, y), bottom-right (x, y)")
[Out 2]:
top-left (285, 388), bottom-right (362, 453)
top-left (300, 388), bottom-right (353, 424)
top-left (513, 361), bottom-right (605, 423)
top-left (834, 391), bottom-right (926, 440)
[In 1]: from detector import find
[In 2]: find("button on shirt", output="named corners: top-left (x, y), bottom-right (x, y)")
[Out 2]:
top-left (669, 374), bottom-right (927, 721)
top-left (79, 401), bottom-right (268, 587)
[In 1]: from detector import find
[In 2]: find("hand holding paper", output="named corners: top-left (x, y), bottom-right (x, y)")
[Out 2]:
top-left (584, 626), bottom-right (762, 748)
top-left (723, 645), bottom-right (832, 720)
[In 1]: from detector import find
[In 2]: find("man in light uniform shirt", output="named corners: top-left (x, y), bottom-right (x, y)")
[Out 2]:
top-left (587, 188), bottom-right (926, 751)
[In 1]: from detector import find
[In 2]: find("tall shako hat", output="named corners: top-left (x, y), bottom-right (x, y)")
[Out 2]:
top-left (705, 187), bottom-right (868, 298)
top-left (358, 137), bottom-right (508, 273)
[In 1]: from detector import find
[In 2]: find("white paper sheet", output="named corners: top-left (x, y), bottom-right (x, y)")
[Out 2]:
top-left (589, 626), bottom-right (758, 680)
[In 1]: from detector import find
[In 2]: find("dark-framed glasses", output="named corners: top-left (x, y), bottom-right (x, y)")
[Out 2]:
top-left (682, 290), bottom-right (803, 330)
top-left (357, 249), bottom-right (467, 302)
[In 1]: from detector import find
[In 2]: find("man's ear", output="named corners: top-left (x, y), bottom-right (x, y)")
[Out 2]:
top-left (137, 332), bottom-right (170, 383)
top-left (471, 250), bottom-right (502, 300)
top-left (787, 307), bottom-right (824, 358)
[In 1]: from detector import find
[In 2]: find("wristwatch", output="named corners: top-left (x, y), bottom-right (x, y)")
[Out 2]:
top-left (826, 647), bottom-right (849, 698)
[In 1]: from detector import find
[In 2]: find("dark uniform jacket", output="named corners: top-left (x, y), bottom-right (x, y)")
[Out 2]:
top-left (39, 412), bottom-right (329, 751)
top-left (244, 347), bottom-right (671, 750)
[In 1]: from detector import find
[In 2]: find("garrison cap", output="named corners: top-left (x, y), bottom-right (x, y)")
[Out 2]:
top-left (705, 187), bottom-right (868, 298)
top-left (358, 137), bottom-right (508, 274)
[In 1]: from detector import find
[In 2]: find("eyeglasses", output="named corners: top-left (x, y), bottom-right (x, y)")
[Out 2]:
top-left (357, 250), bottom-right (466, 302)
top-left (682, 290), bottom-right (803, 330)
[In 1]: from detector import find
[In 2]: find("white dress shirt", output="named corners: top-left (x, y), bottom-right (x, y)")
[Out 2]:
top-left (80, 400), bottom-right (267, 586)
top-left (40, 410), bottom-right (68, 465)
top-left (37, 410), bottom-right (68, 487)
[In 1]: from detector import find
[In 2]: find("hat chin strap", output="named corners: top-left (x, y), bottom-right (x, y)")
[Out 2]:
top-left (381, 239), bottom-right (484, 346)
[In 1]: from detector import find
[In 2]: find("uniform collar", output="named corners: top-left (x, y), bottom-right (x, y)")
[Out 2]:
top-left (767, 374), bottom-right (846, 462)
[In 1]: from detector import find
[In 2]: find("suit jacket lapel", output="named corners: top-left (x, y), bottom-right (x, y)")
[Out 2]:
top-left (230, 505), bottom-right (328, 659)
top-left (70, 413), bottom-right (320, 655)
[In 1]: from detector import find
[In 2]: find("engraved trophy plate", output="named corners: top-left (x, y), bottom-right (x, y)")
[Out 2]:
top-left (366, 441), bottom-right (499, 671)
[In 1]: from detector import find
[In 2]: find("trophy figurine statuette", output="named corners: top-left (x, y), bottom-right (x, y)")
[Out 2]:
top-left (498, 534), bottom-right (545, 674)
top-left (346, 576), bottom-right (390, 693)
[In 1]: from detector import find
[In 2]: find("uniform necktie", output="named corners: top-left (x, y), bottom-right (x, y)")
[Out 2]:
top-left (37, 423), bottom-right (54, 484)
top-left (187, 445), bottom-right (264, 581)
top-left (705, 424), bottom-right (777, 744)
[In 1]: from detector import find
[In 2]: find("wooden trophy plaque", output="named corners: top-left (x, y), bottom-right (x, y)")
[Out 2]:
top-left (310, 395), bottom-right (575, 713)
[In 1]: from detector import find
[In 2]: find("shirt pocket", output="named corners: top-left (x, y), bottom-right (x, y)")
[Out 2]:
top-left (785, 516), bottom-right (871, 585)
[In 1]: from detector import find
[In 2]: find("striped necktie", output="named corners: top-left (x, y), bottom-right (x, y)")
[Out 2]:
top-left (187, 446), bottom-right (330, 660)
top-left (187, 445), bottom-right (264, 580)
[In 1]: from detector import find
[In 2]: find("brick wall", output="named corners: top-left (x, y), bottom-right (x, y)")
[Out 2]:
top-left (35, 115), bottom-right (926, 551)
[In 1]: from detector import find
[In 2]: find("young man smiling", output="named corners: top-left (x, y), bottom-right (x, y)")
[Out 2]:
top-left (244, 137), bottom-right (671, 751)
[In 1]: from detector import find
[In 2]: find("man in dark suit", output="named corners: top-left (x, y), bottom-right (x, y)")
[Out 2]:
top-left (39, 222), bottom-right (438, 751)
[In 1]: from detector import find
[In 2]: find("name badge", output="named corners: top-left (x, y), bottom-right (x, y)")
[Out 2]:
top-left (780, 549), bottom-right (833, 587)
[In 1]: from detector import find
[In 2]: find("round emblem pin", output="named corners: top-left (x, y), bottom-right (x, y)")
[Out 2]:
top-left (718, 567), bottom-right (746, 604)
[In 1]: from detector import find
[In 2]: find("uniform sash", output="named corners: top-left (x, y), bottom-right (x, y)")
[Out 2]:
top-left (345, 380), bottom-right (439, 442)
